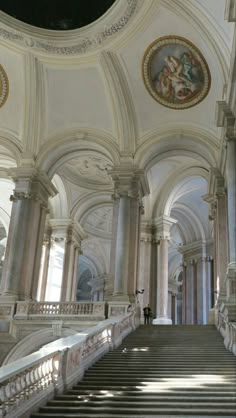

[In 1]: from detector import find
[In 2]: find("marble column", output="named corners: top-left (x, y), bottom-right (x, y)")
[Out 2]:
top-left (37, 227), bottom-right (52, 301)
top-left (197, 257), bottom-right (208, 324)
top-left (0, 169), bottom-right (57, 301)
top-left (138, 221), bottom-right (155, 320)
top-left (215, 192), bottom-right (228, 301)
top-left (153, 216), bottom-right (177, 325)
top-left (44, 220), bottom-right (85, 302)
top-left (185, 260), bottom-right (194, 324)
top-left (108, 166), bottom-right (149, 303)
top-left (225, 135), bottom-right (236, 301)
top-left (206, 169), bottom-right (228, 302)
top-left (45, 236), bottom-right (65, 301)
top-left (206, 256), bottom-right (214, 310)
top-left (60, 222), bottom-right (85, 302)
top-left (112, 194), bottom-right (131, 301)
top-left (182, 263), bottom-right (187, 324)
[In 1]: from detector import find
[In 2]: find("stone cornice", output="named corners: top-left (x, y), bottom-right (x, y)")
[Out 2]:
top-left (0, 0), bottom-right (141, 55)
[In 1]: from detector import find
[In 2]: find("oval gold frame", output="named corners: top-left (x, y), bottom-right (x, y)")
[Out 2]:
top-left (0, 64), bottom-right (9, 109)
top-left (142, 35), bottom-right (211, 110)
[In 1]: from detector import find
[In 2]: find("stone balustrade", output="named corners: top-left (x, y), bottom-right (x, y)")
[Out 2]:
top-left (14, 301), bottom-right (106, 320)
top-left (0, 311), bottom-right (137, 418)
top-left (217, 302), bottom-right (236, 355)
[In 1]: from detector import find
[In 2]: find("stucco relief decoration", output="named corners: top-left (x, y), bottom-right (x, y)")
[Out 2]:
top-left (84, 207), bottom-right (113, 235)
top-left (142, 36), bottom-right (211, 109)
top-left (69, 157), bottom-right (112, 183)
top-left (0, 64), bottom-right (9, 108)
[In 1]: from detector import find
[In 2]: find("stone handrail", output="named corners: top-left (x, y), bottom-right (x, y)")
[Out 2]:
top-left (0, 311), bottom-right (137, 418)
top-left (14, 301), bottom-right (105, 319)
top-left (217, 302), bottom-right (236, 355)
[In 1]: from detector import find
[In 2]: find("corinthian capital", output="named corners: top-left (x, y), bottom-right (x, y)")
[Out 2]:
top-left (7, 167), bottom-right (57, 207)
top-left (154, 215), bottom-right (177, 240)
top-left (108, 165), bottom-right (149, 200)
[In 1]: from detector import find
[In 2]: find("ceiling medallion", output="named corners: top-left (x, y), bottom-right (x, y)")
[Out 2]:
top-left (142, 36), bottom-right (211, 110)
top-left (0, 64), bottom-right (9, 108)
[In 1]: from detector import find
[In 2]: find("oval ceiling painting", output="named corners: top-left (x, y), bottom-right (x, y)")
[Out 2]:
top-left (142, 36), bottom-right (211, 110)
top-left (0, 64), bottom-right (9, 108)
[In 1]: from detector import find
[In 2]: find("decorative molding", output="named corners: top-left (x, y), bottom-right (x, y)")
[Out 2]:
top-left (225, 0), bottom-right (236, 22)
top-left (100, 50), bottom-right (137, 153)
top-left (0, 0), bottom-right (141, 55)
top-left (62, 155), bottom-right (113, 189)
top-left (0, 64), bottom-right (9, 108)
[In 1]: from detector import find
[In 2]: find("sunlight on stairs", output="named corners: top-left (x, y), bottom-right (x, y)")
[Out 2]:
top-left (31, 325), bottom-right (236, 417)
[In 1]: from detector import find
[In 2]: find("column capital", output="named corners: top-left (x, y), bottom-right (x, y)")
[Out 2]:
top-left (207, 168), bottom-right (226, 197)
top-left (225, 0), bottom-right (236, 22)
top-left (216, 101), bottom-right (236, 141)
top-left (49, 219), bottom-right (87, 246)
top-left (154, 215), bottom-right (177, 240)
top-left (202, 193), bottom-right (217, 220)
top-left (108, 165), bottom-right (149, 200)
top-left (8, 168), bottom-right (57, 207)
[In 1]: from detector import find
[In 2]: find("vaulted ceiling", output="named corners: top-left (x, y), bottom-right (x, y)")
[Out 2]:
top-left (0, 0), bottom-right (235, 280)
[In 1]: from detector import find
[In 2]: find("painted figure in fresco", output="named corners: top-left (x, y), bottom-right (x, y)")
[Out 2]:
top-left (154, 50), bottom-right (203, 102)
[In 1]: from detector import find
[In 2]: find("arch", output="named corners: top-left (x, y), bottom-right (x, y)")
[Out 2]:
top-left (2, 327), bottom-right (77, 365)
top-left (36, 129), bottom-right (120, 178)
top-left (162, 170), bottom-right (208, 217)
top-left (79, 253), bottom-right (105, 278)
top-left (0, 178), bottom-right (15, 232)
top-left (151, 167), bottom-right (208, 219)
top-left (172, 203), bottom-right (207, 243)
top-left (159, 0), bottom-right (231, 82)
top-left (71, 191), bottom-right (113, 223)
top-left (0, 131), bottom-right (22, 167)
top-left (135, 126), bottom-right (218, 170)
top-left (49, 174), bottom-right (69, 218)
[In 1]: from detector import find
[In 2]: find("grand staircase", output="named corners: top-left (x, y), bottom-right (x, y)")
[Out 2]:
top-left (31, 325), bottom-right (236, 417)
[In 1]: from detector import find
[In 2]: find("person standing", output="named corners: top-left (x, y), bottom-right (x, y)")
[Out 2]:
top-left (143, 304), bottom-right (152, 325)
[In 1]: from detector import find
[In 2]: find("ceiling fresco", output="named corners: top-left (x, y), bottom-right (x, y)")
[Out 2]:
top-left (142, 35), bottom-right (211, 109)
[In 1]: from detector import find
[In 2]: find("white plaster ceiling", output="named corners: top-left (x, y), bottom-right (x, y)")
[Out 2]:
top-left (0, 0), bottom-right (234, 276)
top-left (82, 206), bottom-right (113, 238)
top-left (45, 66), bottom-right (115, 138)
